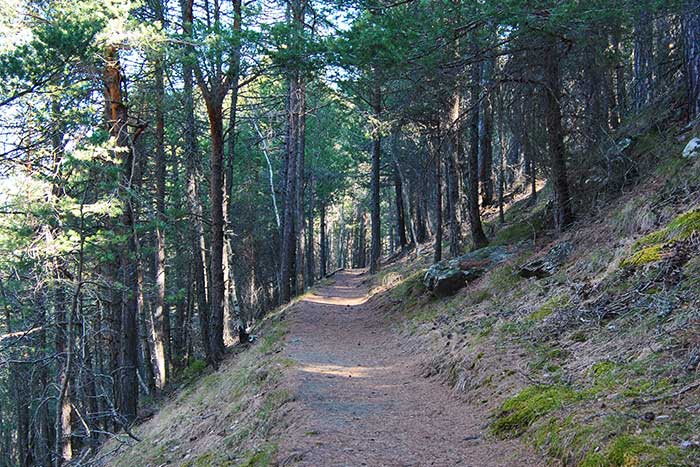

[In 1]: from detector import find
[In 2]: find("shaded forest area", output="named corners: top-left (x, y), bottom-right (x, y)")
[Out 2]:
top-left (1, 0), bottom-right (700, 465)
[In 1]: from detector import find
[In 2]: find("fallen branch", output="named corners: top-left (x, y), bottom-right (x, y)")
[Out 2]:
top-left (633, 380), bottom-right (700, 405)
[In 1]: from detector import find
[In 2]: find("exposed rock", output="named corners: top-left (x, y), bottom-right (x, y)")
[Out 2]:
top-left (424, 246), bottom-right (514, 297)
top-left (609, 137), bottom-right (633, 157)
top-left (683, 137), bottom-right (700, 159)
top-left (518, 241), bottom-right (573, 279)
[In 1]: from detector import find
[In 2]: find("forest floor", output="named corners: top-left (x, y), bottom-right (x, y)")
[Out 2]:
top-left (273, 269), bottom-right (541, 466)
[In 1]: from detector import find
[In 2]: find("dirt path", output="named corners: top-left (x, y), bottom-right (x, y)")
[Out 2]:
top-left (274, 270), bottom-right (543, 467)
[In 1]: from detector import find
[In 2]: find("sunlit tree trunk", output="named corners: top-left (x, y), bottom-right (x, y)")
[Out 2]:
top-left (151, 0), bottom-right (168, 389)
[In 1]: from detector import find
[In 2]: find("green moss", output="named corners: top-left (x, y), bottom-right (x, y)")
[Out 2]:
top-left (238, 444), bottom-right (276, 467)
top-left (489, 264), bottom-right (522, 290)
top-left (634, 230), bottom-right (667, 250)
top-left (590, 360), bottom-right (617, 377)
top-left (626, 210), bottom-right (700, 268)
top-left (492, 385), bottom-right (581, 437)
top-left (588, 360), bottom-right (620, 393)
top-left (391, 269), bottom-right (427, 301)
top-left (621, 244), bottom-right (663, 267)
top-left (654, 154), bottom-right (687, 178)
top-left (620, 378), bottom-right (671, 399)
top-left (499, 321), bottom-right (522, 335)
top-left (528, 294), bottom-right (570, 322)
top-left (493, 222), bottom-right (534, 245)
top-left (581, 451), bottom-right (608, 467)
top-left (471, 289), bottom-right (493, 305)
top-left (182, 359), bottom-right (207, 381)
top-left (571, 330), bottom-right (588, 342)
top-left (181, 452), bottom-right (235, 467)
top-left (533, 418), bottom-right (564, 458)
top-left (606, 435), bottom-right (661, 466)
top-left (528, 307), bottom-right (554, 322)
top-left (665, 210), bottom-right (700, 241)
top-left (257, 322), bottom-right (287, 354)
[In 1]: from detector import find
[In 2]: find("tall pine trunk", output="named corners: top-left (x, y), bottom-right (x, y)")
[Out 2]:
top-left (104, 44), bottom-right (139, 424)
top-left (305, 176), bottom-right (315, 286)
top-left (152, 0), bottom-right (168, 388)
top-left (281, 72), bottom-right (299, 302)
top-left (180, 0), bottom-right (212, 368)
top-left (320, 202), bottom-right (327, 277)
top-left (467, 60), bottom-right (489, 249)
top-left (432, 134), bottom-right (443, 263)
top-left (479, 55), bottom-right (495, 207)
top-left (369, 82), bottom-right (382, 274)
top-left (684, 1), bottom-right (700, 119)
top-left (205, 98), bottom-right (226, 363)
top-left (633, 10), bottom-right (654, 109)
top-left (295, 78), bottom-right (307, 292)
top-left (543, 38), bottom-right (574, 231)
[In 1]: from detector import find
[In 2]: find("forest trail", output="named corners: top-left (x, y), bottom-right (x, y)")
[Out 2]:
top-left (274, 270), bottom-right (541, 467)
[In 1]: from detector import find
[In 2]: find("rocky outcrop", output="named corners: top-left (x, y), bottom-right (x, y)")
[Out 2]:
top-left (518, 241), bottom-right (573, 279)
top-left (683, 137), bottom-right (700, 159)
top-left (423, 246), bottom-right (514, 297)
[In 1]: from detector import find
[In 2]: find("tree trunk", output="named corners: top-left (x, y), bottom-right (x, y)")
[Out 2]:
top-left (633, 10), bottom-right (654, 109)
top-left (222, 0), bottom-right (243, 348)
top-left (104, 44), bottom-right (139, 424)
top-left (152, 0), bottom-right (168, 388)
top-left (479, 55), bottom-right (494, 207)
top-left (205, 98), bottom-right (226, 363)
top-left (295, 78), bottom-right (307, 292)
top-left (684, 1), bottom-right (700, 120)
top-left (280, 72), bottom-right (299, 303)
top-left (369, 82), bottom-right (382, 274)
top-left (446, 139), bottom-right (461, 257)
top-left (393, 162), bottom-right (408, 250)
top-left (468, 60), bottom-right (489, 249)
top-left (543, 38), bottom-right (574, 231)
top-left (432, 135), bottom-right (443, 263)
top-left (320, 201), bottom-right (327, 277)
top-left (611, 30), bottom-right (627, 120)
top-left (181, 0), bottom-right (211, 363)
top-left (414, 182), bottom-right (427, 244)
top-left (305, 176), bottom-right (315, 286)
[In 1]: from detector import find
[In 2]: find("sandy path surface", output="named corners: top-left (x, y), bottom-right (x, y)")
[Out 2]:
top-left (274, 270), bottom-right (543, 467)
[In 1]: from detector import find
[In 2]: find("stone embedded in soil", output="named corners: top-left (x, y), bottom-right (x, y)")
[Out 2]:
top-left (424, 246), bottom-right (515, 296)
top-left (518, 241), bottom-right (573, 279)
top-left (682, 137), bottom-right (700, 159)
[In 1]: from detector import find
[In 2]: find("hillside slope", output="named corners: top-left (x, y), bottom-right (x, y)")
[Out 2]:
top-left (374, 131), bottom-right (700, 466)
top-left (96, 128), bottom-right (700, 467)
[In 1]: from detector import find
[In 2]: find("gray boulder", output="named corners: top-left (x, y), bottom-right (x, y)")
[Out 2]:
top-left (518, 241), bottom-right (573, 279)
top-left (683, 137), bottom-right (700, 159)
top-left (424, 246), bottom-right (514, 297)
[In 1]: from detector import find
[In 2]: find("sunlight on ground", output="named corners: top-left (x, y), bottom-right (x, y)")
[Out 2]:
top-left (303, 293), bottom-right (368, 306)
top-left (298, 363), bottom-right (388, 378)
